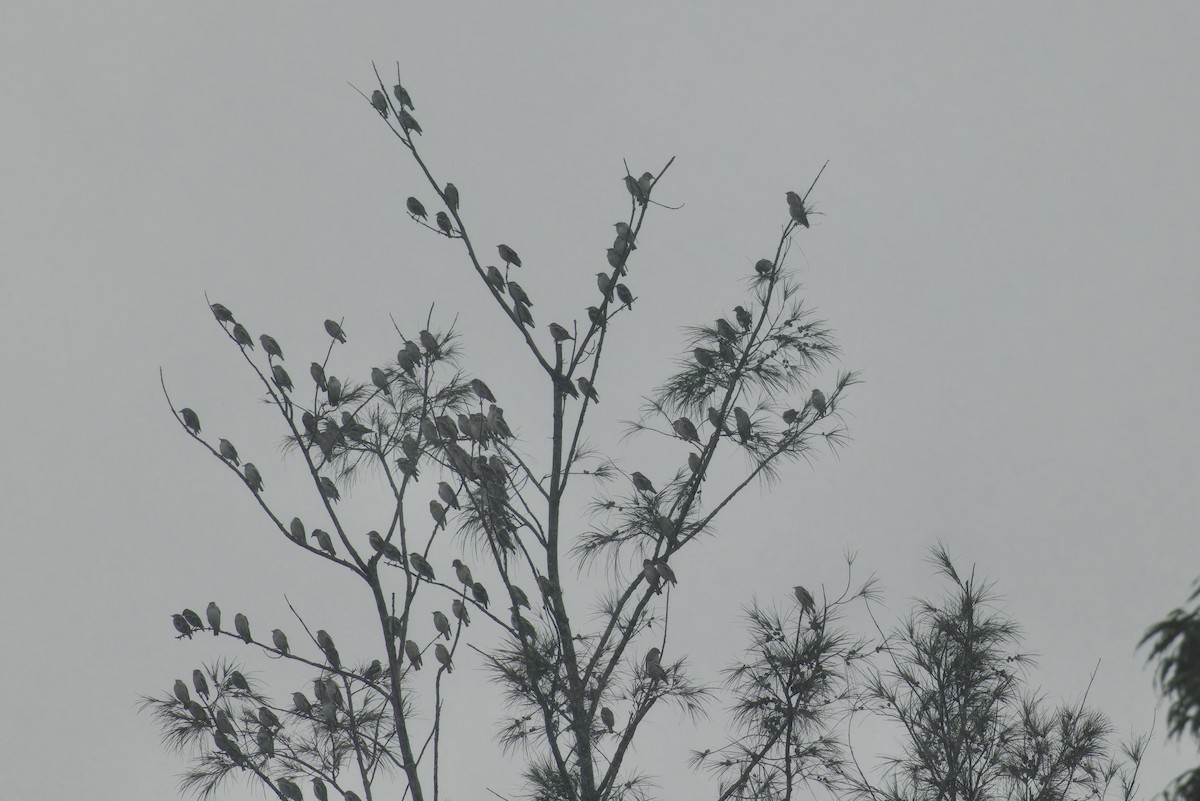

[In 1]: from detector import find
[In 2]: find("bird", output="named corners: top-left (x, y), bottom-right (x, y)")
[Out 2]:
top-left (319, 476), bottom-right (340, 502)
top-left (497, 244), bottom-right (522, 267)
top-left (793, 585), bottom-right (816, 616)
top-left (642, 560), bottom-right (661, 594)
top-left (398, 109), bottom-right (422, 135)
top-left (637, 172), bottom-right (654, 197)
top-left (363, 659), bottom-right (383, 682)
top-left (371, 367), bottom-right (390, 396)
top-left (786, 191), bottom-right (810, 228)
top-left (258, 706), bottom-right (281, 730)
top-left (256, 728), bottom-right (275, 759)
top-left (452, 599), bottom-right (471, 626)
top-left (598, 707), bottom-right (617, 735)
top-left (734, 305), bottom-right (753, 331)
top-left (615, 283), bottom-right (634, 307)
top-left (182, 608), bottom-right (204, 630)
top-left (715, 318), bottom-right (739, 341)
top-left (443, 182), bottom-right (459, 211)
top-left (172, 614), bottom-right (192, 638)
top-left (688, 452), bottom-right (702, 474)
top-left (452, 559), bottom-right (473, 587)
top-left (511, 585), bottom-right (531, 610)
top-left (313, 529), bottom-right (337, 557)
top-left (259, 334), bottom-right (283, 360)
top-left (755, 258), bottom-right (774, 276)
top-left (624, 174), bottom-right (645, 203)
top-left (653, 561), bottom-right (678, 587)
top-left (507, 281), bottom-right (532, 306)
top-left (410, 552), bottom-right (436, 581)
top-left (614, 221), bottom-right (634, 242)
top-left (218, 439), bottom-right (239, 465)
top-left (515, 302), bottom-right (535, 328)
top-left (272, 629), bottom-right (290, 655)
top-left (577, 376), bottom-right (599, 403)
top-left (227, 670), bottom-right (250, 691)
top-left (173, 679), bottom-right (190, 705)
top-left (214, 731), bottom-right (244, 764)
top-left (470, 378), bottom-right (496, 403)
top-left (180, 408), bottom-right (201, 434)
top-left (672, 417), bottom-right (701, 443)
top-left (596, 272), bottom-right (614, 301)
top-left (269, 364), bottom-right (292, 393)
top-left (210, 302), bottom-right (235, 323)
top-left (587, 306), bottom-right (605, 327)
top-left (323, 376), bottom-right (342, 407)
top-left (630, 471), bottom-right (656, 494)
top-left (485, 264), bottom-right (506, 290)
top-left (405, 639), bottom-right (423, 670)
top-left (206, 602), bottom-right (221, 636)
top-left (429, 500), bottom-right (447, 529)
top-left (419, 329), bottom-right (440, 355)
top-left (810, 388), bottom-right (827, 417)
top-left (277, 778), bottom-right (303, 801)
top-left (190, 669), bottom-right (209, 699)
top-left (288, 517), bottom-right (306, 543)
top-left (548, 322), bottom-right (573, 343)
top-left (309, 362), bottom-right (328, 391)
top-left (733, 407), bottom-right (752, 443)
top-left (324, 319), bottom-right (347, 343)
top-left (293, 691), bottom-right (312, 715)
top-left (393, 83), bottom-right (414, 110)
top-left (471, 581), bottom-right (490, 609)
top-left (214, 710), bottom-right (236, 736)
top-left (645, 648), bottom-right (669, 682)
top-left (243, 463), bottom-right (263, 493)
top-left (606, 247), bottom-right (626, 273)
top-left (234, 613), bottom-right (252, 644)
top-left (439, 482), bottom-right (460, 510)
top-left (433, 610), bottom-right (452, 640)
top-left (231, 323), bottom-right (254, 349)
top-left (694, 348), bottom-right (716, 369)
top-left (435, 211), bottom-right (453, 235)
top-left (370, 89), bottom-right (388, 116)
top-left (654, 515), bottom-right (677, 545)
top-left (434, 643), bottom-right (453, 672)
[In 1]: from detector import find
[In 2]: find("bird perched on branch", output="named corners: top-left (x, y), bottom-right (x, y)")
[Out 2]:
top-left (631, 471), bottom-right (656, 494)
top-left (443, 182), bottom-right (458, 211)
top-left (793, 585), bottom-right (816, 617)
top-left (271, 629), bottom-right (290, 655)
top-left (435, 643), bottom-right (453, 672)
top-left (810, 389), bottom-right (827, 417)
top-left (433, 611), bottom-right (451, 640)
top-left (180, 407), bottom-right (201, 434)
top-left (452, 559), bottom-right (473, 587)
top-left (471, 582), bottom-right (490, 609)
top-left (672, 417), bottom-right (701, 443)
top-left (370, 90), bottom-right (388, 117)
top-left (405, 639), bottom-right (423, 670)
top-left (497, 244), bottom-right (522, 267)
top-left (548, 323), bottom-right (573, 343)
top-left (218, 439), bottom-right (239, 465)
top-left (234, 613), bottom-right (252, 644)
top-left (410, 553), bottom-right (436, 581)
top-left (206, 602), bottom-right (221, 636)
top-left (645, 648), bottom-right (669, 682)
top-left (324, 319), bottom-right (347, 343)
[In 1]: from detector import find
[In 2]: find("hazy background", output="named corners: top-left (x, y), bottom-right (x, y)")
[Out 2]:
top-left (2, 4), bottom-right (1198, 800)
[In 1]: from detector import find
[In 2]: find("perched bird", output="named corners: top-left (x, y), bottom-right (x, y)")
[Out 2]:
top-left (470, 378), bottom-right (496, 403)
top-left (708, 407), bottom-right (730, 434)
top-left (325, 376), bottom-right (342, 406)
top-left (485, 264), bottom-right (506, 290)
top-left (688, 452), bottom-right (703, 474)
top-left (606, 247), bottom-right (626, 273)
top-left (370, 89), bottom-right (388, 116)
top-left (313, 529), bottom-right (337, 557)
top-left (782, 408), bottom-right (800, 425)
top-left (537, 575), bottom-right (556, 600)
top-left (497, 244), bottom-right (522, 267)
top-left (615, 283), bottom-right (634, 307)
top-left (192, 668), bottom-right (209, 698)
top-left (596, 272), bottom-right (614, 301)
top-left (434, 643), bottom-right (453, 672)
top-left (624, 174), bottom-right (645, 203)
top-left (755, 258), bottom-right (774, 276)
top-left (363, 659), bottom-right (383, 682)
top-left (587, 306), bottom-right (605, 327)
top-left (234, 613), bottom-right (252, 644)
top-left (810, 389), bottom-right (827, 417)
top-left (173, 679), bottom-right (190, 705)
top-left (215, 709), bottom-right (236, 736)
top-left (310, 362), bottom-right (328, 391)
top-left (272, 628), bottom-right (290, 655)
top-left (433, 610), bottom-right (452, 640)
top-left (227, 670), bottom-right (250, 691)
top-left (548, 322), bottom-right (573, 343)
top-left (512, 609), bottom-right (537, 639)
top-left (324, 319), bottom-right (347, 344)
top-left (452, 559), bottom-right (473, 587)
top-left (210, 302), bottom-right (235, 323)
top-left (172, 614), bottom-right (192, 638)
top-left (443, 182), bottom-right (458, 211)
top-left (507, 281), bottom-right (532, 306)
top-left (577, 376), bottom-right (599, 403)
top-left (434, 414), bottom-right (458, 440)
top-left (554, 372), bottom-right (579, 399)
top-left (259, 334), bottom-right (283, 360)
top-left (243, 463), bottom-right (264, 493)
top-left (452, 599), bottom-right (471, 626)
top-left (393, 83), bottom-right (414, 110)
top-left (206, 602), bottom-right (221, 636)
top-left (405, 639), bottom-right (423, 670)
top-left (186, 701), bottom-right (210, 726)
top-left (515, 302), bottom-right (535, 328)
top-left (231, 323), bottom-right (254, 349)
top-left (601, 706), bottom-right (616, 732)
top-left (471, 581), bottom-right (490, 609)
top-left (277, 778), bottom-right (303, 801)
top-left (733, 407), bottom-right (753, 443)
top-left (293, 691), bottom-right (312, 715)
top-left (786, 191), bottom-right (810, 228)
top-left (642, 560), bottom-right (661, 594)
top-left (256, 728), bottom-right (274, 758)
top-left (715, 318), bottom-right (739, 341)
top-left (734, 305), bottom-right (753, 332)
top-left (435, 210), bottom-right (453, 235)
top-left (258, 706), bottom-right (281, 730)
top-left (288, 517), bottom-right (306, 543)
top-left (429, 500), bottom-right (447, 529)
top-left (410, 552), bottom-right (436, 581)
top-left (654, 515), bottom-right (678, 545)
top-left (439, 482), bottom-right (460, 510)
top-left (793, 585), bottom-right (816, 616)
top-left (398, 108), bottom-right (422, 135)
top-left (180, 408), bottom-right (201, 434)
top-left (630, 471), bottom-right (656, 494)
top-left (694, 348), bottom-right (716, 369)
top-left (218, 439), bottom-right (240, 465)
top-left (319, 476), bottom-right (340, 502)
top-left (637, 172), bottom-right (654, 197)
top-left (510, 585), bottom-right (531, 610)
top-left (653, 561), bottom-right (678, 587)
top-left (182, 608), bottom-right (204, 630)
top-left (645, 648), bottom-right (669, 682)
top-left (672, 417), bottom-right (701, 443)
top-left (614, 221), bottom-right (634, 242)
top-left (214, 731), bottom-right (244, 763)
top-left (419, 329), bottom-right (440, 356)
top-left (371, 367), bottom-right (390, 396)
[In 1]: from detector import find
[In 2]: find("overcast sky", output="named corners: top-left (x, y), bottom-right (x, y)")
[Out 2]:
top-left (2, 4), bottom-right (1198, 800)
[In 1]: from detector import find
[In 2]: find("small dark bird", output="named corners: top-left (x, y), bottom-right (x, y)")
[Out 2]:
top-left (577, 377), bottom-right (599, 403)
top-left (370, 90), bottom-right (388, 116)
top-left (672, 417), bottom-right (701, 443)
top-left (601, 706), bottom-right (616, 732)
top-left (631, 471), bottom-right (656, 494)
top-left (368, 530), bottom-right (403, 564)
top-left (786, 190), bottom-right (810, 228)
top-left (312, 779), bottom-right (330, 801)
top-left (231, 323), bottom-right (253, 349)
top-left (272, 628), bottom-right (290, 655)
top-left (324, 319), bottom-right (347, 344)
top-left (587, 306), bottom-right (605, 327)
top-left (313, 529), bottom-right (336, 556)
top-left (288, 518), bottom-right (306, 543)
top-left (436, 211), bottom-right (453, 235)
top-left (292, 691), bottom-right (313, 715)
top-left (755, 259), bottom-right (774, 276)
top-left (405, 639), bottom-right (423, 670)
top-left (485, 265), bottom-right (506, 290)
top-left (615, 284), bottom-right (634, 307)
top-left (548, 323), bottom-right (573, 343)
top-left (645, 648), bottom-right (669, 682)
top-left (405, 196), bottom-right (427, 219)
top-left (606, 247), bottom-right (625, 272)
top-left (624, 174), bottom-right (645, 203)
top-left (259, 334), bottom-right (283, 360)
top-left (180, 408), bottom-right (201, 434)
top-left (794, 585), bottom-right (816, 616)
top-left (734, 306), bottom-right (753, 331)
top-left (810, 389), bottom-right (827, 417)
top-left (271, 364), bottom-right (292, 392)
top-left (363, 659), bottom-right (383, 682)
top-left (694, 348), bottom-right (716, 368)
top-left (470, 378), bottom-right (495, 403)
top-left (515, 303), bottom-right (534, 328)
top-left (511, 585), bottom-right (531, 610)
top-left (277, 778), bottom-right (302, 801)
top-left (183, 608), bottom-right (204, 630)
top-left (653, 561), bottom-right (678, 587)
top-left (688, 452), bottom-right (702, 474)
top-left (435, 643), bottom-right (453, 672)
top-left (206, 602), bottom-right (221, 636)
top-left (393, 83), bottom-right (414, 109)
top-left (172, 614), bottom-right (192, 638)
top-left (210, 302), bottom-right (234, 323)
top-left (257, 728), bottom-right (275, 758)
top-left (258, 706), bottom-right (281, 730)
top-left (433, 610), bottom-right (452, 640)
top-left (471, 582), bottom-right (490, 609)
top-left (398, 109), bottom-right (422, 135)
top-left (596, 272), bottom-right (614, 301)
top-left (234, 613), bottom-right (252, 644)
top-left (419, 329), bottom-right (440, 355)
top-left (452, 559), bottom-right (473, 587)
top-left (429, 500), bottom-right (447, 529)
top-left (642, 560), bottom-right (661, 594)
top-left (715, 318), bottom-right (738, 341)
top-left (227, 670), bottom-right (250, 691)
top-left (733, 407), bottom-right (752, 443)
top-left (309, 362), bottom-right (328, 391)
top-left (507, 281), bottom-right (532, 306)
top-left (443, 182), bottom-right (458, 211)
top-left (452, 599), bottom-right (471, 626)
top-left (319, 476), bottom-right (340, 502)
top-left (497, 244), bottom-right (522, 267)
top-left (438, 482), bottom-right (460, 510)
top-left (173, 679), bottom-right (190, 705)
top-left (410, 552), bottom-right (436, 581)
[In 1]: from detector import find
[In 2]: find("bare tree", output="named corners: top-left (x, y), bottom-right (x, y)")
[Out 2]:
top-left (144, 65), bottom-right (854, 801)
top-left (845, 545), bottom-right (1145, 801)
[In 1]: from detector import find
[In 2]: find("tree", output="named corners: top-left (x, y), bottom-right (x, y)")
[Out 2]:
top-left (144, 64), bottom-right (855, 801)
top-left (846, 546), bottom-right (1145, 801)
top-left (1142, 577), bottom-right (1200, 801)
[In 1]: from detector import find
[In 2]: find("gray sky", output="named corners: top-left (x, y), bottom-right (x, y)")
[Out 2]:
top-left (2, 3), bottom-right (1198, 799)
